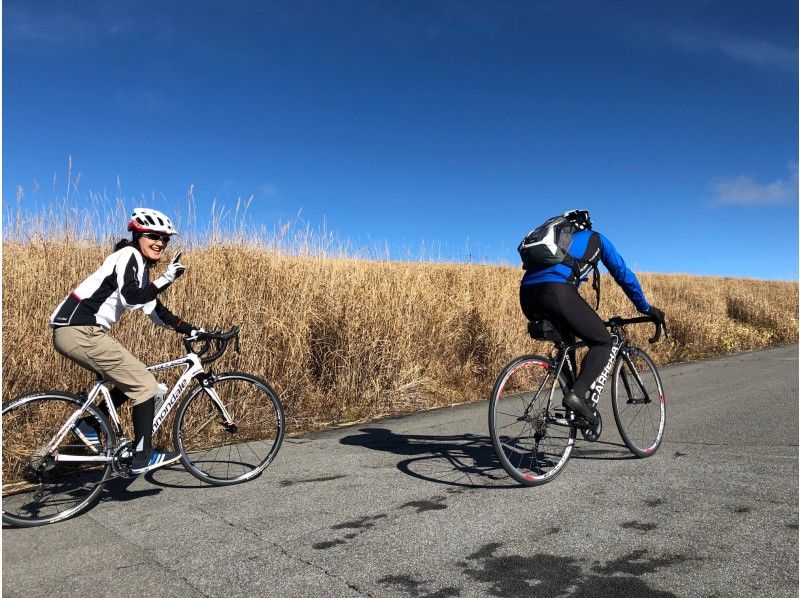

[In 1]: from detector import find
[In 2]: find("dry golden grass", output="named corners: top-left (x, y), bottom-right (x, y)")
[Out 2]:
top-left (2, 240), bottom-right (797, 439)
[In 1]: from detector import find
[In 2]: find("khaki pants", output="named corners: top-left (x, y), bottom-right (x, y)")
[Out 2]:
top-left (53, 326), bottom-right (158, 405)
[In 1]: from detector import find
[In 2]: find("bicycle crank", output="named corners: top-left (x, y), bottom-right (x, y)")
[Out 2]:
top-left (580, 410), bottom-right (602, 442)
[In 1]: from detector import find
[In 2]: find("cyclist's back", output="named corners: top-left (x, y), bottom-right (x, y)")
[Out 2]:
top-left (521, 228), bottom-right (648, 312)
top-left (518, 210), bottom-right (664, 426)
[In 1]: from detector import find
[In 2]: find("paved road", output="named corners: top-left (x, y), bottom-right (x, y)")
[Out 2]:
top-left (3, 345), bottom-right (798, 597)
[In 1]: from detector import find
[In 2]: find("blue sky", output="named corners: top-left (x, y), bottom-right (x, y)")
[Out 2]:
top-left (3, 1), bottom-right (798, 279)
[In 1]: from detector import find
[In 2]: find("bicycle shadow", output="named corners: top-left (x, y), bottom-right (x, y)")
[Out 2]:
top-left (102, 463), bottom-right (213, 498)
top-left (339, 427), bottom-right (518, 489)
top-left (97, 475), bottom-right (164, 503)
top-left (141, 464), bottom-right (217, 490)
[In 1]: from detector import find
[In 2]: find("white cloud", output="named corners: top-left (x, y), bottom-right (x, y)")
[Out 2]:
top-left (668, 30), bottom-right (797, 71)
top-left (711, 162), bottom-right (798, 206)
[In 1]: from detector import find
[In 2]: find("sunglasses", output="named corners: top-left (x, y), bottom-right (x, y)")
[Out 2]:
top-left (141, 232), bottom-right (171, 244)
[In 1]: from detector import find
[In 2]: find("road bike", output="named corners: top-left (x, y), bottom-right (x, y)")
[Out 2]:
top-left (488, 315), bottom-right (667, 486)
top-left (2, 326), bottom-right (285, 527)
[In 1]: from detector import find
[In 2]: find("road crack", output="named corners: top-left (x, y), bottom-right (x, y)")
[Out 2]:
top-left (85, 511), bottom-right (212, 597)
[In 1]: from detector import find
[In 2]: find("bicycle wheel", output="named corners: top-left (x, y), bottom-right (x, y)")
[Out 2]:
top-left (2, 393), bottom-right (112, 527)
top-left (611, 347), bottom-right (666, 457)
top-left (173, 373), bottom-right (285, 485)
top-left (489, 356), bottom-right (576, 486)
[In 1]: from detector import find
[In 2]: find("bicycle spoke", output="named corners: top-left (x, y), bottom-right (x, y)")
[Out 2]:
top-left (489, 357), bottom-right (575, 486)
top-left (612, 349), bottom-right (665, 457)
top-left (176, 374), bottom-right (284, 485)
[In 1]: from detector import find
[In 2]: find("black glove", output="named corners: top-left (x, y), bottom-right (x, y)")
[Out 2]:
top-left (645, 305), bottom-right (665, 327)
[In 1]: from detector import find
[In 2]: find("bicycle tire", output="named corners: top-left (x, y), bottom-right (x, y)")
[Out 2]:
top-left (611, 347), bottom-right (666, 458)
top-left (173, 372), bottom-right (285, 485)
top-left (2, 392), bottom-right (113, 527)
top-left (489, 355), bottom-right (576, 486)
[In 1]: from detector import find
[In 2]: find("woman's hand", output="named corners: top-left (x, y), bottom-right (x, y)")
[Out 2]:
top-left (153, 252), bottom-right (186, 290)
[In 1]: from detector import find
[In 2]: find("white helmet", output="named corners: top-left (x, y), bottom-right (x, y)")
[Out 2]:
top-left (127, 207), bottom-right (178, 235)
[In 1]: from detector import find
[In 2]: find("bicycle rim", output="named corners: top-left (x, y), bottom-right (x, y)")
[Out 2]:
top-left (2, 394), bottom-right (112, 527)
top-left (174, 373), bottom-right (285, 485)
top-left (489, 356), bottom-right (576, 486)
top-left (612, 348), bottom-right (666, 457)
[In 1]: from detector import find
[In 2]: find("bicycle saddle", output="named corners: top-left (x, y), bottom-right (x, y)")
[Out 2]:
top-left (527, 319), bottom-right (563, 342)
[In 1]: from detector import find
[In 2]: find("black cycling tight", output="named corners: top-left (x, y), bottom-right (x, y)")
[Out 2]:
top-left (519, 282), bottom-right (612, 400)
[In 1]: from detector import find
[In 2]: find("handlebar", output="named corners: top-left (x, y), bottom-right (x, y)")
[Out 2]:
top-left (183, 325), bottom-right (240, 364)
top-left (605, 315), bottom-right (668, 344)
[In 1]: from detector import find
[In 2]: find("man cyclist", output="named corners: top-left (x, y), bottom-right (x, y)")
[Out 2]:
top-left (519, 209), bottom-right (665, 426)
top-left (50, 207), bottom-right (203, 474)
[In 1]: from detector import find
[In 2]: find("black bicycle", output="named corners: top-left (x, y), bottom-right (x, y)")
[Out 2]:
top-left (489, 315), bottom-right (667, 486)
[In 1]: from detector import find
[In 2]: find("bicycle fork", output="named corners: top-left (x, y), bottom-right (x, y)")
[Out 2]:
top-left (196, 373), bottom-right (237, 433)
top-left (618, 349), bottom-right (653, 404)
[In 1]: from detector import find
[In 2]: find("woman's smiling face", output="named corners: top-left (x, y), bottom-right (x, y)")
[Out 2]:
top-left (137, 232), bottom-right (171, 261)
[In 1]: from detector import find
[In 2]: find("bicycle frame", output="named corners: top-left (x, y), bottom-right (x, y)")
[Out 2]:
top-left (616, 348), bottom-right (657, 405)
top-left (547, 331), bottom-right (655, 412)
top-left (50, 351), bottom-right (233, 464)
top-left (545, 331), bottom-right (623, 411)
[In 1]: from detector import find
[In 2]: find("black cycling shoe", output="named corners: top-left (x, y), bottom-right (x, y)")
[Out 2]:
top-left (562, 392), bottom-right (600, 426)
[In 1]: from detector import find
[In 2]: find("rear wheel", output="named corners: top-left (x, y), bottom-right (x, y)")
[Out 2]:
top-left (174, 373), bottom-right (284, 485)
top-left (2, 393), bottom-right (112, 527)
top-left (611, 347), bottom-right (666, 457)
top-left (489, 356), bottom-right (576, 486)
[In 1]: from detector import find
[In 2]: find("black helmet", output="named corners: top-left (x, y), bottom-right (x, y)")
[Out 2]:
top-left (563, 209), bottom-right (591, 230)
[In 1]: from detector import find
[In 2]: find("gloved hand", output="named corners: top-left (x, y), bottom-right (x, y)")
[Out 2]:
top-left (186, 327), bottom-right (207, 341)
top-left (645, 305), bottom-right (665, 327)
top-left (153, 252), bottom-right (186, 290)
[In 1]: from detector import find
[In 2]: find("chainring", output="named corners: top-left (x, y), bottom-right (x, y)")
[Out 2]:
top-left (111, 440), bottom-right (135, 477)
top-left (580, 409), bottom-right (602, 441)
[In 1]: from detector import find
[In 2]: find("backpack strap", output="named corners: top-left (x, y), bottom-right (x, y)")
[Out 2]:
top-left (566, 232), bottom-right (602, 309)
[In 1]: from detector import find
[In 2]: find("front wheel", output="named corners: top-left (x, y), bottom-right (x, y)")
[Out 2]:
top-left (489, 356), bottom-right (576, 486)
top-left (611, 347), bottom-right (666, 457)
top-left (2, 393), bottom-right (113, 527)
top-left (173, 373), bottom-right (285, 485)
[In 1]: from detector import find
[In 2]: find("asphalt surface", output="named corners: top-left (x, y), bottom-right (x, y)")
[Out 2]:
top-left (3, 344), bottom-right (798, 597)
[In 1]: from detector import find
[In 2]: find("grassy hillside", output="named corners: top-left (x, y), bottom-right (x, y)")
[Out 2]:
top-left (2, 241), bottom-right (797, 437)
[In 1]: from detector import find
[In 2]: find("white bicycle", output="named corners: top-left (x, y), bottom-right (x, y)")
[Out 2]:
top-left (2, 326), bottom-right (285, 527)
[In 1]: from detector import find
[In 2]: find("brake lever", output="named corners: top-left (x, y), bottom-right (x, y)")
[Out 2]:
top-left (648, 318), bottom-right (664, 344)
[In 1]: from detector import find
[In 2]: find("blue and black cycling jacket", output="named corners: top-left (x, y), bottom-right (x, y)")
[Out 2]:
top-left (520, 229), bottom-right (650, 313)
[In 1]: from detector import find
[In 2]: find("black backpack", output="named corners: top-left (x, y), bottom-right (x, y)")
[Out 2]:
top-left (517, 211), bottom-right (602, 307)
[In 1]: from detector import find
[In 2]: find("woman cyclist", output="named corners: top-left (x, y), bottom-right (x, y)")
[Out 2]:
top-left (519, 209), bottom-right (665, 427)
top-left (50, 208), bottom-right (202, 474)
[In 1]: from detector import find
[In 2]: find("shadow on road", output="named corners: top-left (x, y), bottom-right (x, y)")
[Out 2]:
top-left (97, 475), bottom-right (164, 503)
top-left (140, 464), bottom-right (216, 490)
top-left (339, 427), bottom-right (635, 489)
top-left (106, 464), bottom-right (213, 496)
top-left (339, 427), bottom-right (518, 489)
